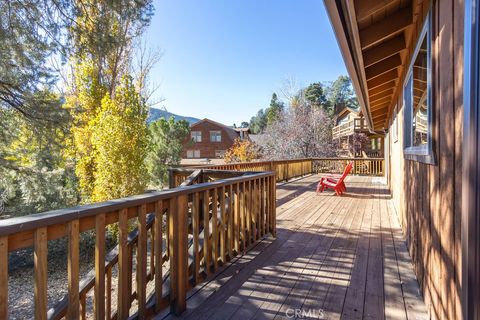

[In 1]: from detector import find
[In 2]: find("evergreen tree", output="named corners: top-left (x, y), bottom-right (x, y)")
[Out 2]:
top-left (304, 82), bottom-right (330, 112)
top-left (326, 75), bottom-right (358, 110)
top-left (146, 117), bottom-right (190, 189)
top-left (266, 93), bottom-right (284, 125)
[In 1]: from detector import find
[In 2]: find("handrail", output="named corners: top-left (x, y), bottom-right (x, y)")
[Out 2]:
top-left (0, 170), bottom-right (277, 319)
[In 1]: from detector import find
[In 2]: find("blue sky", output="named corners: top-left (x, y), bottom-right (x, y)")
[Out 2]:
top-left (145, 0), bottom-right (347, 125)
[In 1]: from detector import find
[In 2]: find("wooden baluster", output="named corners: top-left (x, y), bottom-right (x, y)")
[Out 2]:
top-left (240, 182), bottom-right (246, 252)
top-left (169, 195), bottom-right (188, 315)
top-left (234, 184), bottom-right (240, 254)
top-left (34, 227), bottom-right (47, 320)
top-left (252, 180), bottom-right (257, 242)
top-left (137, 204), bottom-right (147, 319)
top-left (260, 177), bottom-right (265, 237)
top-left (266, 176), bottom-right (270, 234)
top-left (247, 181), bottom-right (253, 248)
top-left (192, 193), bottom-right (200, 284)
top-left (220, 186), bottom-right (226, 264)
top-left (0, 236), bottom-right (8, 319)
top-left (154, 200), bottom-right (164, 311)
top-left (271, 176), bottom-right (277, 237)
top-left (227, 184), bottom-right (234, 258)
top-left (95, 213), bottom-right (106, 319)
top-left (150, 229), bottom-right (154, 278)
top-left (118, 209), bottom-right (129, 319)
top-left (80, 293), bottom-right (86, 320)
top-left (128, 245), bottom-right (133, 309)
top-left (67, 220), bottom-right (80, 319)
top-left (106, 266), bottom-right (112, 319)
top-left (212, 188), bottom-right (218, 271)
top-left (203, 190), bottom-right (211, 275)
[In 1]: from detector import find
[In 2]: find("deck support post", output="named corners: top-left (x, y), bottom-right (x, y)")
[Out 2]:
top-left (169, 195), bottom-right (188, 315)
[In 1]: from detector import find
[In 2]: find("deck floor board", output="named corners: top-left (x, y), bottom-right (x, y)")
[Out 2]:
top-left (159, 175), bottom-right (428, 320)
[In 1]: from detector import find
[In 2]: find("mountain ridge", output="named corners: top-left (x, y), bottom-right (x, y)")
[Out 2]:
top-left (148, 107), bottom-right (200, 125)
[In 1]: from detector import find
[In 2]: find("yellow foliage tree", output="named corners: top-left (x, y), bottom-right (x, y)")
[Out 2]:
top-left (90, 76), bottom-right (148, 202)
top-left (64, 60), bottom-right (107, 201)
top-left (224, 139), bottom-right (260, 163)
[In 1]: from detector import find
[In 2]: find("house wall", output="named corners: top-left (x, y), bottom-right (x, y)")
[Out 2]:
top-left (181, 121), bottom-right (237, 159)
top-left (387, 1), bottom-right (463, 319)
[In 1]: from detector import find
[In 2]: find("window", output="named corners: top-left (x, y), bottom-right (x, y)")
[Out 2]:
top-left (215, 150), bottom-right (225, 158)
top-left (191, 131), bottom-right (202, 142)
top-left (392, 104), bottom-right (399, 143)
top-left (186, 150), bottom-right (200, 158)
top-left (403, 13), bottom-right (435, 164)
top-left (210, 130), bottom-right (221, 142)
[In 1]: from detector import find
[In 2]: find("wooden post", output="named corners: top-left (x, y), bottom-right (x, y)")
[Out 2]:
top-left (0, 236), bottom-right (8, 319)
top-left (168, 169), bottom-right (175, 189)
top-left (94, 213), bottom-right (106, 320)
top-left (67, 220), bottom-right (80, 319)
top-left (203, 191), bottom-right (211, 275)
top-left (220, 186), bottom-right (226, 264)
top-left (34, 227), bottom-right (47, 320)
top-left (154, 201), bottom-right (164, 311)
top-left (169, 195), bottom-right (188, 315)
top-left (191, 194), bottom-right (200, 284)
top-left (118, 209), bottom-right (129, 319)
top-left (137, 205), bottom-right (147, 319)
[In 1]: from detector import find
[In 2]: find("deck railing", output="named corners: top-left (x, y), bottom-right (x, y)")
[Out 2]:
top-left (0, 171), bottom-right (276, 319)
top-left (313, 158), bottom-right (385, 176)
top-left (332, 117), bottom-right (368, 139)
top-left (0, 157), bottom-right (384, 319)
top-left (177, 158), bottom-right (314, 185)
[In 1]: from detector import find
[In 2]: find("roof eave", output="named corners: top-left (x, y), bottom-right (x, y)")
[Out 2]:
top-left (323, 0), bottom-right (374, 131)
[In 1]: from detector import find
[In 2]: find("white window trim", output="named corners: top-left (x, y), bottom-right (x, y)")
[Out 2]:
top-left (403, 12), bottom-right (436, 165)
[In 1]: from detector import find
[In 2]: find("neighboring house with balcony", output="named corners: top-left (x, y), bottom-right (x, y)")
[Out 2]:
top-left (332, 104), bottom-right (384, 158)
top-left (181, 118), bottom-right (250, 162)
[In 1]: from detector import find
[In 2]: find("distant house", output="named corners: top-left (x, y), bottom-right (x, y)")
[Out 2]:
top-left (332, 104), bottom-right (384, 158)
top-left (181, 119), bottom-right (250, 161)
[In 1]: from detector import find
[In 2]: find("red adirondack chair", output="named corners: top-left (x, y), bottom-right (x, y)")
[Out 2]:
top-left (316, 162), bottom-right (353, 196)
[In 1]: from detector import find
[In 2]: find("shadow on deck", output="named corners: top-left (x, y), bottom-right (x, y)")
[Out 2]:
top-left (158, 175), bottom-right (428, 320)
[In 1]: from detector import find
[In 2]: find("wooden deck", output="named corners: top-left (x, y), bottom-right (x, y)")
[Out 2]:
top-left (159, 175), bottom-right (428, 320)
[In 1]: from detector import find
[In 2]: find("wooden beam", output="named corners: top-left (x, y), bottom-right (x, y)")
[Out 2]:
top-left (370, 89), bottom-right (394, 103)
top-left (365, 54), bottom-right (402, 80)
top-left (360, 7), bottom-right (412, 50)
top-left (371, 102), bottom-right (390, 111)
top-left (372, 108), bottom-right (388, 119)
top-left (363, 34), bottom-right (406, 67)
top-left (370, 96), bottom-right (392, 108)
top-left (367, 69), bottom-right (398, 89)
top-left (355, 0), bottom-right (396, 21)
top-left (368, 80), bottom-right (397, 96)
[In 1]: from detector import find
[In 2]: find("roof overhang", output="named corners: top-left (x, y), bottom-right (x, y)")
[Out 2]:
top-left (324, 0), bottom-right (418, 132)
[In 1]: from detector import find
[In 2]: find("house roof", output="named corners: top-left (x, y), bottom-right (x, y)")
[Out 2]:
top-left (324, 0), bottom-right (421, 131)
top-left (190, 118), bottom-right (241, 141)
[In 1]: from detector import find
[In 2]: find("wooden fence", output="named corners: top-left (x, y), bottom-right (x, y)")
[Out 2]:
top-left (0, 171), bottom-right (276, 319)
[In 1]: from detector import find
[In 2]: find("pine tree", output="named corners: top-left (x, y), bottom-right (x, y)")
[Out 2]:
top-left (146, 117), bottom-right (190, 189)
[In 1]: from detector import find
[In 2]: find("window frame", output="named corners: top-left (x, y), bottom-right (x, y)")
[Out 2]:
top-left (403, 12), bottom-right (436, 164)
top-left (210, 130), bottom-right (222, 142)
top-left (191, 131), bottom-right (202, 142)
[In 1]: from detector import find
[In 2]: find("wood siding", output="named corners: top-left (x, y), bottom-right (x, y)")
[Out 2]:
top-left (387, 1), bottom-right (463, 319)
top-left (182, 121), bottom-right (239, 159)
